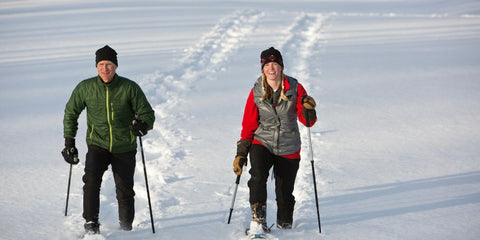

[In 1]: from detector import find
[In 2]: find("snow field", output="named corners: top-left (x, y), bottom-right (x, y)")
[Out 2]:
top-left (1, 1), bottom-right (479, 239)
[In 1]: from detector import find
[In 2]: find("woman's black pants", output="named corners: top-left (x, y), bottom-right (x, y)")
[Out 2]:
top-left (248, 144), bottom-right (300, 224)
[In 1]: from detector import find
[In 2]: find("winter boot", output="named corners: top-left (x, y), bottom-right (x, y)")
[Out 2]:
top-left (84, 221), bottom-right (100, 235)
top-left (119, 221), bottom-right (132, 231)
top-left (250, 203), bottom-right (270, 233)
top-left (276, 221), bottom-right (292, 229)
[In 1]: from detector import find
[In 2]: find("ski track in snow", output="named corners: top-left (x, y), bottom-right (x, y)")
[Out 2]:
top-left (132, 9), bottom-right (264, 234)
top-left (277, 12), bottom-right (330, 230)
top-left (280, 13), bottom-right (329, 88)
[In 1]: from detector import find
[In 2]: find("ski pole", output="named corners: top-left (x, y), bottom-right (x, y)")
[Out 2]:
top-left (138, 135), bottom-right (155, 233)
top-left (227, 169), bottom-right (242, 224)
top-left (64, 163), bottom-right (73, 216)
top-left (306, 112), bottom-right (322, 234)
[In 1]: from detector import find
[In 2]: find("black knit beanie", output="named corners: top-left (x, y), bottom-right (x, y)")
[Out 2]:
top-left (260, 47), bottom-right (283, 68)
top-left (95, 45), bottom-right (118, 66)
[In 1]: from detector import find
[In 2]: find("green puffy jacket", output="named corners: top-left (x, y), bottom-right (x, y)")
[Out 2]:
top-left (63, 74), bottom-right (155, 153)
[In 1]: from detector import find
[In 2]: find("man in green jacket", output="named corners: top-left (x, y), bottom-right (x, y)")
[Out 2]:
top-left (62, 45), bottom-right (155, 235)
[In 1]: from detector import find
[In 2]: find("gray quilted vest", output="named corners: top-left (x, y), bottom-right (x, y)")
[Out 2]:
top-left (252, 75), bottom-right (301, 156)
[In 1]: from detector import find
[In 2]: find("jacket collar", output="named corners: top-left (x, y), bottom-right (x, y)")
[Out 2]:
top-left (97, 74), bottom-right (119, 87)
top-left (283, 76), bottom-right (291, 92)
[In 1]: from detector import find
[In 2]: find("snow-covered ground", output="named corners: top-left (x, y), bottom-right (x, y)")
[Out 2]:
top-left (1, 0), bottom-right (480, 239)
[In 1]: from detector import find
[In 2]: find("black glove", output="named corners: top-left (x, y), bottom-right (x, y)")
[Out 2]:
top-left (61, 138), bottom-right (79, 165)
top-left (303, 108), bottom-right (317, 124)
top-left (131, 119), bottom-right (148, 136)
top-left (233, 139), bottom-right (251, 175)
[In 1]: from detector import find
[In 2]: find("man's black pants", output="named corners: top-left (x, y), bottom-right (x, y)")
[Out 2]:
top-left (248, 144), bottom-right (300, 224)
top-left (83, 145), bottom-right (136, 225)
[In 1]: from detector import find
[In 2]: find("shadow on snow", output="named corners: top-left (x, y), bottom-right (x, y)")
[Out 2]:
top-left (320, 171), bottom-right (480, 225)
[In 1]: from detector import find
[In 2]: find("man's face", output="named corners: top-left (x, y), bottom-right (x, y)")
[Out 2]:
top-left (97, 60), bottom-right (117, 83)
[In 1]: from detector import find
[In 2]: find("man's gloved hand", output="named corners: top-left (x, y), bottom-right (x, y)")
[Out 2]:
top-left (131, 119), bottom-right (148, 136)
top-left (61, 137), bottom-right (79, 165)
top-left (233, 139), bottom-right (251, 175)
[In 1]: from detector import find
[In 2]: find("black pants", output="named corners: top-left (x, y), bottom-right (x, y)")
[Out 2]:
top-left (248, 144), bottom-right (300, 223)
top-left (83, 145), bottom-right (136, 224)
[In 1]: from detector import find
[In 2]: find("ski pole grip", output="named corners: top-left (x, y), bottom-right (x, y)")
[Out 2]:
top-left (235, 174), bottom-right (241, 184)
top-left (306, 110), bottom-right (311, 128)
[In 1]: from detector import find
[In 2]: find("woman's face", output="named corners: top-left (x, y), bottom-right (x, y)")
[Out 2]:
top-left (263, 62), bottom-right (282, 81)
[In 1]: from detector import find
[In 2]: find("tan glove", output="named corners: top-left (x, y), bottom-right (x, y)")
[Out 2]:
top-left (302, 95), bottom-right (316, 110)
top-left (233, 156), bottom-right (247, 176)
top-left (233, 139), bottom-right (251, 175)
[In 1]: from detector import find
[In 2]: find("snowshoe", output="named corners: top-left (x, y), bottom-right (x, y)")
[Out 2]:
top-left (246, 220), bottom-right (266, 239)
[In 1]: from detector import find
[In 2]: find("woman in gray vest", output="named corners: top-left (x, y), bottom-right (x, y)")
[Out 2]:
top-left (233, 47), bottom-right (317, 236)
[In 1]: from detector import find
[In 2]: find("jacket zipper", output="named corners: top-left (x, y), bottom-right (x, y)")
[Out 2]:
top-left (89, 124), bottom-right (95, 144)
top-left (106, 86), bottom-right (113, 152)
top-left (272, 103), bottom-right (280, 154)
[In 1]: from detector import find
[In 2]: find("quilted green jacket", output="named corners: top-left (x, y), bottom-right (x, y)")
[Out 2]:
top-left (63, 74), bottom-right (155, 153)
